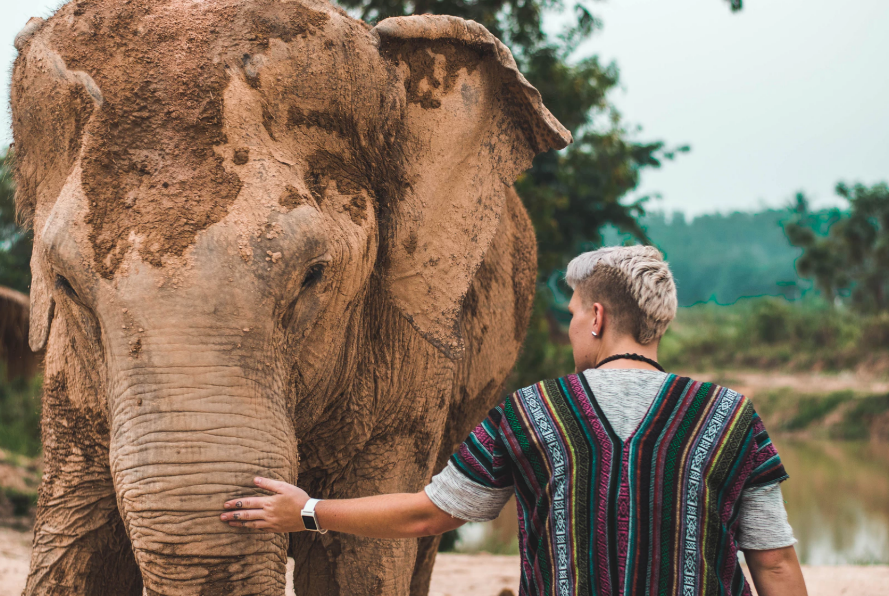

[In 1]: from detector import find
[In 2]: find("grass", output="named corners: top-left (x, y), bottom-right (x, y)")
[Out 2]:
top-left (752, 388), bottom-right (889, 440)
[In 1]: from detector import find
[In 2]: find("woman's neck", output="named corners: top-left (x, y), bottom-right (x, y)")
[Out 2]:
top-left (594, 338), bottom-right (659, 370)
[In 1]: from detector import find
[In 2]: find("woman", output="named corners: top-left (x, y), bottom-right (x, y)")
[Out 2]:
top-left (221, 245), bottom-right (807, 596)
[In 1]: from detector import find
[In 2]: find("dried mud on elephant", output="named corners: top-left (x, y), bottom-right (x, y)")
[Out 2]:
top-left (10, 0), bottom-right (570, 594)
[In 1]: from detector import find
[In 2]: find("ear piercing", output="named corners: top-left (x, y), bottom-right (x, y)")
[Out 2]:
top-left (591, 330), bottom-right (598, 337)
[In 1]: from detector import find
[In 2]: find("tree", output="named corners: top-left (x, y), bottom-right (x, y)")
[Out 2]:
top-left (0, 150), bottom-right (32, 294)
top-left (785, 182), bottom-right (889, 313)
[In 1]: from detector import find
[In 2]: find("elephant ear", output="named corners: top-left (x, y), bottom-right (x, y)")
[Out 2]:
top-left (13, 17), bottom-right (98, 352)
top-left (373, 15), bottom-right (571, 360)
top-left (28, 243), bottom-right (54, 353)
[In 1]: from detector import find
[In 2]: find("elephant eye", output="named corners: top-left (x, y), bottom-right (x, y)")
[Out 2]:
top-left (55, 274), bottom-right (79, 299)
top-left (282, 263), bottom-right (328, 329)
top-left (301, 263), bottom-right (326, 289)
top-left (55, 273), bottom-right (93, 314)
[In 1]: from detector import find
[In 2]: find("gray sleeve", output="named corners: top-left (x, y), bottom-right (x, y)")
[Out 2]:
top-left (424, 461), bottom-right (513, 523)
top-left (737, 482), bottom-right (797, 550)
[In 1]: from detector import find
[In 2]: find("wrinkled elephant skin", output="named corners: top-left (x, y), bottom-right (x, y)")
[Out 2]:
top-left (10, 0), bottom-right (570, 594)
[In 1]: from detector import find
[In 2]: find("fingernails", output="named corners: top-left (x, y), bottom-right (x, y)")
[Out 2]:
top-left (255, 477), bottom-right (263, 485)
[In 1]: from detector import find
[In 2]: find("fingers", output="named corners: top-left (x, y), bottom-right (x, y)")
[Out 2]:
top-left (221, 478), bottom-right (293, 510)
top-left (254, 476), bottom-right (291, 494)
top-left (220, 509), bottom-right (265, 522)
top-left (227, 519), bottom-right (274, 531)
top-left (223, 496), bottom-right (270, 510)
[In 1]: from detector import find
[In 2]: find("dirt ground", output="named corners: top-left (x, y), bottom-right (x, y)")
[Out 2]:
top-left (686, 369), bottom-right (889, 397)
top-left (1, 528), bottom-right (886, 596)
top-left (426, 553), bottom-right (889, 596)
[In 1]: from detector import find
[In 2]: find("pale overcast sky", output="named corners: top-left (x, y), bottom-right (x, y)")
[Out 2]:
top-left (2, 0), bottom-right (887, 215)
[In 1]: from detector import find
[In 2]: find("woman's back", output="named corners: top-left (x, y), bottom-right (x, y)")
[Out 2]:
top-left (433, 370), bottom-right (790, 596)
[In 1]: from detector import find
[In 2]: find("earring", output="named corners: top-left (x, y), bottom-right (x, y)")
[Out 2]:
top-left (591, 330), bottom-right (598, 337)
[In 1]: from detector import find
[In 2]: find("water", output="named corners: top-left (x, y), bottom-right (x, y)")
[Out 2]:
top-left (454, 438), bottom-right (889, 565)
top-left (779, 439), bottom-right (889, 565)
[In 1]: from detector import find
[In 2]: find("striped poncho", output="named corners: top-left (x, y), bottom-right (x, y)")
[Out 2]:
top-left (450, 373), bottom-right (788, 596)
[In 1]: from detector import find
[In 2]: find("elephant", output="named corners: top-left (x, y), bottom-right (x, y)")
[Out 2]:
top-left (0, 286), bottom-right (40, 381)
top-left (10, 0), bottom-right (570, 594)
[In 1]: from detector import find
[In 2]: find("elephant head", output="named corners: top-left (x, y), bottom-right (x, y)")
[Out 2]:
top-left (12, 0), bottom-right (569, 593)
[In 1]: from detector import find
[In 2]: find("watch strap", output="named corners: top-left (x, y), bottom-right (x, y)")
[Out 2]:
top-left (301, 497), bottom-right (327, 534)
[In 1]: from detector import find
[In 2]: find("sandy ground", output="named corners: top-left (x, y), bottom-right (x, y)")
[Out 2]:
top-left (1, 528), bottom-right (887, 596)
top-left (685, 369), bottom-right (889, 397)
top-left (427, 553), bottom-right (889, 596)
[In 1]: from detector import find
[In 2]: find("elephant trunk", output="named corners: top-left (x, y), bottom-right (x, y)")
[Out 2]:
top-left (107, 340), bottom-right (296, 595)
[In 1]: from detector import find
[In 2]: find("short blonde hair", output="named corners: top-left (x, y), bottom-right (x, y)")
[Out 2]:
top-left (565, 245), bottom-right (677, 344)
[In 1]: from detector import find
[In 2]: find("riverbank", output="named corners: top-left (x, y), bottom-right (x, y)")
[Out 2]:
top-left (1, 527), bottom-right (886, 596)
top-left (682, 370), bottom-right (889, 441)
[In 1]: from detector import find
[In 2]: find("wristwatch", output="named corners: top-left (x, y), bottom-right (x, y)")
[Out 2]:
top-left (301, 498), bottom-right (327, 534)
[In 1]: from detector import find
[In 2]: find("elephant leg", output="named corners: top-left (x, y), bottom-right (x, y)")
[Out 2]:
top-left (291, 430), bottom-right (449, 595)
top-left (24, 373), bottom-right (141, 595)
top-left (292, 531), bottom-right (418, 595)
top-left (409, 534), bottom-right (443, 596)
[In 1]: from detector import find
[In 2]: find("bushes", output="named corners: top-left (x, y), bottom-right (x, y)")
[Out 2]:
top-left (0, 365), bottom-right (42, 458)
top-left (659, 296), bottom-right (888, 372)
top-left (507, 292), bottom-right (575, 392)
top-left (783, 391), bottom-right (854, 431)
top-left (832, 394), bottom-right (889, 440)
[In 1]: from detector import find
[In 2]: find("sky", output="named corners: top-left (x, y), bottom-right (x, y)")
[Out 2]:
top-left (1, 0), bottom-right (887, 216)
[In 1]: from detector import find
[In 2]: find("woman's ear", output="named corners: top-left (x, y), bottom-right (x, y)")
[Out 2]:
top-left (591, 302), bottom-right (605, 338)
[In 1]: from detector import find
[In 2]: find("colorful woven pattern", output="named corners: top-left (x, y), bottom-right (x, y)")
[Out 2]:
top-left (451, 374), bottom-right (788, 596)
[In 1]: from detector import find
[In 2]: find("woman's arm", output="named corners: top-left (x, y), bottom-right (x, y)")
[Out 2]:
top-left (220, 477), bottom-right (466, 538)
top-left (743, 546), bottom-right (807, 596)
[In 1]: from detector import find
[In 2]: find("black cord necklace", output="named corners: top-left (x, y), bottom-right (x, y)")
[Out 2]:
top-left (593, 353), bottom-right (665, 372)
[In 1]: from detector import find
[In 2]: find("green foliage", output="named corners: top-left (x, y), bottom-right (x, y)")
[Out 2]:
top-left (659, 296), bottom-right (889, 373)
top-left (603, 208), bottom-right (844, 307)
top-left (438, 529), bottom-right (459, 552)
top-left (785, 182), bottom-right (889, 313)
top-left (1, 486), bottom-right (38, 517)
top-left (0, 150), bottom-right (32, 294)
top-left (831, 394), bottom-right (889, 441)
top-left (783, 391), bottom-right (853, 431)
top-left (0, 448), bottom-right (41, 520)
top-left (507, 292), bottom-right (574, 392)
top-left (0, 363), bottom-right (43, 458)
top-left (749, 387), bottom-right (889, 441)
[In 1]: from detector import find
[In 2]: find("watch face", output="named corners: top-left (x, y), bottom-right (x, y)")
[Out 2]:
top-left (302, 514), bottom-right (318, 531)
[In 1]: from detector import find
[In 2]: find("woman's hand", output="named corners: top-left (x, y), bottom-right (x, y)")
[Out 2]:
top-left (221, 477), bottom-right (310, 533)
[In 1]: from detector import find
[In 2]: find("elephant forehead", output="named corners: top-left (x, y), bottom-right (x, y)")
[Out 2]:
top-left (38, 0), bottom-right (363, 279)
